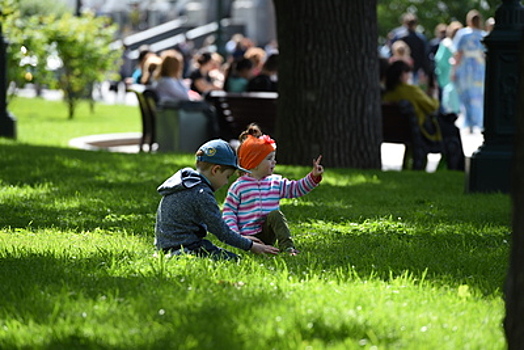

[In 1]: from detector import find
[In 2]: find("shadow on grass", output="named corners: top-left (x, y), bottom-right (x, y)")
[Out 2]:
top-left (1, 142), bottom-right (510, 296)
top-left (1, 143), bottom-right (510, 232)
top-left (0, 142), bottom-right (194, 233)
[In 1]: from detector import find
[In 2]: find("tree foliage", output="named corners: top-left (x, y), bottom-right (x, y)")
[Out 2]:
top-left (0, 0), bottom-right (120, 118)
top-left (18, 0), bottom-right (69, 17)
top-left (42, 13), bottom-right (121, 119)
top-left (0, 0), bottom-right (50, 92)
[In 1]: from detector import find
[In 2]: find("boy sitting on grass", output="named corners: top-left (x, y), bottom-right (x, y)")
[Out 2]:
top-left (154, 139), bottom-right (279, 260)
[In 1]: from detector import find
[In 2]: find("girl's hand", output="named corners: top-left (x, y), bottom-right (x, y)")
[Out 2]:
top-left (312, 155), bottom-right (324, 177)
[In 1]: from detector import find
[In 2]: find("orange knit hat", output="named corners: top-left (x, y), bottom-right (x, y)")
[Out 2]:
top-left (238, 134), bottom-right (277, 170)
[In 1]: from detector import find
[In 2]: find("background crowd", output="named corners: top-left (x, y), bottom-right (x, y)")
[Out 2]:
top-left (124, 33), bottom-right (278, 105)
top-left (120, 6), bottom-right (490, 167)
top-left (380, 9), bottom-right (491, 135)
top-left (123, 8), bottom-right (490, 135)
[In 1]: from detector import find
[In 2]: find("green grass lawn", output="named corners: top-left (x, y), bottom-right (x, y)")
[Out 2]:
top-left (8, 96), bottom-right (141, 147)
top-left (0, 97), bottom-right (510, 349)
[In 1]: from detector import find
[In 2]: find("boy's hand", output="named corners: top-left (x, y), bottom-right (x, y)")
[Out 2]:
top-left (246, 236), bottom-right (264, 244)
top-left (250, 242), bottom-right (279, 255)
top-left (312, 155), bottom-right (324, 177)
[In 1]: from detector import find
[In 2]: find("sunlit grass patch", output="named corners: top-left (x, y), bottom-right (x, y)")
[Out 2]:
top-left (0, 97), bottom-right (510, 349)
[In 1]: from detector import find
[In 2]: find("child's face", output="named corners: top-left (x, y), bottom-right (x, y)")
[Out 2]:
top-left (209, 166), bottom-right (235, 191)
top-left (250, 151), bottom-right (276, 179)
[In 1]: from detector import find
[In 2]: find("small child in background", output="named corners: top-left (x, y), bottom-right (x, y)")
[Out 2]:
top-left (154, 139), bottom-right (279, 260)
top-left (223, 125), bottom-right (324, 255)
top-left (389, 40), bottom-right (414, 69)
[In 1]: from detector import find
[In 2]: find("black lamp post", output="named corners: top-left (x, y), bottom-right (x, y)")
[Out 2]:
top-left (466, 0), bottom-right (524, 193)
top-left (0, 21), bottom-right (16, 139)
top-left (75, 0), bottom-right (82, 17)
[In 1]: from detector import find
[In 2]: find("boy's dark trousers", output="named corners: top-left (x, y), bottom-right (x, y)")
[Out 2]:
top-left (164, 239), bottom-right (240, 261)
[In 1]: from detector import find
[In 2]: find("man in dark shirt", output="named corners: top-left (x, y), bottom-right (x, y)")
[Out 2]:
top-left (390, 13), bottom-right (431, 87)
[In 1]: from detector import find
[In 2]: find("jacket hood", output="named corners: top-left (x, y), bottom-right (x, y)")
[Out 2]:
top-left (157, 168), bottom-right (206, 195)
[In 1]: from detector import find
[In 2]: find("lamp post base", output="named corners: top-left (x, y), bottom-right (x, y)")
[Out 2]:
top-left (465, 145), bottom-right (512, 193)
top-left (0, 110), bottom-right (17, 139)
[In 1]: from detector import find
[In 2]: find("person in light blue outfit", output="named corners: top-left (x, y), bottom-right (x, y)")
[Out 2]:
top-left (453, 10), bottom-right (487, 133)
top-left (434, 21), bottom-right (463, 114)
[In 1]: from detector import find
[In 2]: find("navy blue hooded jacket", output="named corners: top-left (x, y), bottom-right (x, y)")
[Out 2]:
top-left (154, 167), bottom-right (253, 251)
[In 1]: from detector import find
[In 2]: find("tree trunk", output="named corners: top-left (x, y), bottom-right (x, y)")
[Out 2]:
top-left (505, 34), bottom-right (524, 349)
top-left (273, 0), bottom-right (381, 168)
top-left (67, 96), bottom-right (76, 120)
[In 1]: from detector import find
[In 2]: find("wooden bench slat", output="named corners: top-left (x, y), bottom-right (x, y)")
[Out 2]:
top-left (206, 91), bottom-right (277, 140)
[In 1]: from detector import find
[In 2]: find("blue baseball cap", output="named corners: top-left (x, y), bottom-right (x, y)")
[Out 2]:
top-left (196, 139), bottom-right (250, 173)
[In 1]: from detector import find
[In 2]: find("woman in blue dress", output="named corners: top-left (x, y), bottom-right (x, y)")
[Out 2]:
top-left (453, 10), bottom-right (487, 133)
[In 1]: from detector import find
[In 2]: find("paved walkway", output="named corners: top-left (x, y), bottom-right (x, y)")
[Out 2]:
top-left (16, 82), bottom-right (139, 106)
top-left (18, 84), bottom-right (484, 171)
top-left (382, 127), bottom-right (483, 172)
top-left (382, 100), bottom-right (484, 172)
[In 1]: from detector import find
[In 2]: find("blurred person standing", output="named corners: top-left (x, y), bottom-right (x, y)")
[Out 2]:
top-left (390, 13), bottom-right (432, 88)
top-left (485, 17), bottom-right (495, 33)
top-left (434, 21), bottom-right (463, 114)
top-left (429, 23), bottom-right (448, 60)
top-left (389, 40), bottom-right (414, 69)
top-left (428, 22), bottom-right (447, 91)
top-left (453, 10), bottom-right (487, 133)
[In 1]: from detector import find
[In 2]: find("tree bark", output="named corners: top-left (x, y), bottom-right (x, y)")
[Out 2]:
top-left (505, 33), bottom-right (524, 349)
top-left (272, 0), bottom-right (382, 168)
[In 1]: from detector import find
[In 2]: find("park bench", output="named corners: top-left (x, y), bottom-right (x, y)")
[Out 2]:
top-left (382, 100), bottom-right (431, 170)
top-left (128, 85), bottom-right (216, 153)
top-left (155, 99), bottom-right (217, 153)
top-left (205, 92), bottom-right (440, 169)
top-left (205, 90), bottom-right (278, 140)
top-left (381, 100), bottom-right (464, 171)
top-left (128, 87), bottom-right (461, 169)
top-left (127, 84), bottom-right (157, 152)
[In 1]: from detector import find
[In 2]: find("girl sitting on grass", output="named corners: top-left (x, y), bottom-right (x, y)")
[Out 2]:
top-left (223, 124), bottom-right (324, 255)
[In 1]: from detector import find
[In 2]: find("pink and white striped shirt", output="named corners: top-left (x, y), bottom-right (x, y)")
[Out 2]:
top-left (223, 173), bottom-right (321, 236)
